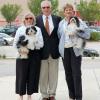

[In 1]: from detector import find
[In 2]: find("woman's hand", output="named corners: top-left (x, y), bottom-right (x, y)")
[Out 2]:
top-left (18, 47), bottom-right (29, 54)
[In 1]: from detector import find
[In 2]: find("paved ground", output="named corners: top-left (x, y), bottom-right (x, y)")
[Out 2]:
top-left (0, 42), bottom-right (100, 100)
top-left (0, 58), bottom-right (100, 100)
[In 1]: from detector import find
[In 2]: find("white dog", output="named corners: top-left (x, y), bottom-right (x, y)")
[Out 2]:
top-left (16, 26), bottom-right (37, 59)
top-left (67, 16), bottom-right (86, 49)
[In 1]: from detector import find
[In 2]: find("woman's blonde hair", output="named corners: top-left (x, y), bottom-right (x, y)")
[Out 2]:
top-left (22, 12), bottom-right (36, 25)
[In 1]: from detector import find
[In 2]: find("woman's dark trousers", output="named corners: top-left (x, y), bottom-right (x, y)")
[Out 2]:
top-left (16, 50), bottom-right (41, 95)
top-left (63, 47), bottom-right (82, 100)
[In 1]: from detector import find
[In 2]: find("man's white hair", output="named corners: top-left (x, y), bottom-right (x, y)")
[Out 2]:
top-left (41, 0), bottom-right (52, 8)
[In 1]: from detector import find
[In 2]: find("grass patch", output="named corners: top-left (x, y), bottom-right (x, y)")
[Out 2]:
top-left (90, 32), bottom-right (100, 41)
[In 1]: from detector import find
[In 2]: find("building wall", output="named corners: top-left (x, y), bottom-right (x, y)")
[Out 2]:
top-left (0, 0), bottom-right (29, 19)
top-left (0, 0), bottom-right (100, 18)
top-left (0, 0), bottom-right (100, 26)
top-left (1, 0), bottom-right (100, 19)
top-left (0, 0), bottom-right (30, 25)
top-left (58, 0), bottom-right (80, 10)
top-left (59, 0), bottom-right (100, 10)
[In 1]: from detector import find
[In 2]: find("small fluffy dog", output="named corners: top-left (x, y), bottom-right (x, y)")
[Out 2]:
top-left (26, 26), bottom-right (37, 50)
top-left (16, 26), bottom-right (37, 59)
top-left (67, 16), bottom-right (86, 49)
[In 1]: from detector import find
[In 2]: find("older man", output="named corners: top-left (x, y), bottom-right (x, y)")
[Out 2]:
top-left (36, 0), bottom-right (61, 100)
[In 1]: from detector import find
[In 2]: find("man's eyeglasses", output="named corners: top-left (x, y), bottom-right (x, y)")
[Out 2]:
top-left (25, 17), bottom-right (33, 20)
top-left (42, 6), bottom-right (50, 9)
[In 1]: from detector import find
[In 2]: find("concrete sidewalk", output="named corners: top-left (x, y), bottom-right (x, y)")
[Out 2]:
top-left (0, 58), bottom-right (100, 100)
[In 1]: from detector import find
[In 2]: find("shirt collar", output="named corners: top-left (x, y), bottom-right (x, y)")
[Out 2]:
top-left (43, 14), bottom-right (51, 19)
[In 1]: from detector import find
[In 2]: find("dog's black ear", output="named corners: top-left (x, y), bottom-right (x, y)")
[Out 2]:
top-left (19, 35), bottom-right (25, 41)
top-left (31, 26), bottom-right (37, 32)
top-left (26, 40), bottom-right (28, 44)
top-left (17, 35), bottom-right (26, 48)
top-left (26, 27), bottom-right (29, 35)
top-left (21, 40), bottom-right (28, 46)
top-left (77, 30), bottom-right (84, 33)
top-left (16, 44), bottom-right (20, 48)
top-left (74, 16), bottom-right (80, 27)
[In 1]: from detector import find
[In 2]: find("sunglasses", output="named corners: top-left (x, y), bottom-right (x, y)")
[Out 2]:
top-left (25, 17), bottom-right (33, 20)
top-left (42, 6), bottom-right (50, 9)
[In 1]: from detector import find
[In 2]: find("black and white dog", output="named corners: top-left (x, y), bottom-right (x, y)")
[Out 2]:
top-left (26, 26), bottom-right (37, 50)
top-left (16, 26), bottom-right (37, 59)
top-left (67, 16), bottom-right (86, 49)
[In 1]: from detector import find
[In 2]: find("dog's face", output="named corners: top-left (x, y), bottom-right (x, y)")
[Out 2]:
top-left (69, 16), bottom-right (80, 27)
top-left (68, 16), bottom-right (85, 36)
top-left (67, 16), bottom-right (81, 34)
top-left (26, 26), bottom-right (37, 36)
top-left (69, 18), bottom-right (77, 27)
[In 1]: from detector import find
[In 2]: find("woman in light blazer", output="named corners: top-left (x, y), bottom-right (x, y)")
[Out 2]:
top-left (58, 4), bottom-right (90, 100)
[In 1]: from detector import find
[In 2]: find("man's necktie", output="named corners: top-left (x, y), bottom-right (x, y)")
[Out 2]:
top-left (45, 17), bottom-right (50, 35)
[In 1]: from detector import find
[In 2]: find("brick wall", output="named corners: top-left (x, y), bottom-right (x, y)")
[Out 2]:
top-left (0, 0), bottom-right (100, 26)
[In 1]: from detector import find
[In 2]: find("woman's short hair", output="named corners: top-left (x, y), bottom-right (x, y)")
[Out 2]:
top-left (63, 3), bottom-right (74, 11)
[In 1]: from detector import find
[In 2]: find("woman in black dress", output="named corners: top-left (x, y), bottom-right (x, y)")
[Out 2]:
top-left (13, 12), bottom-right (44, 100)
